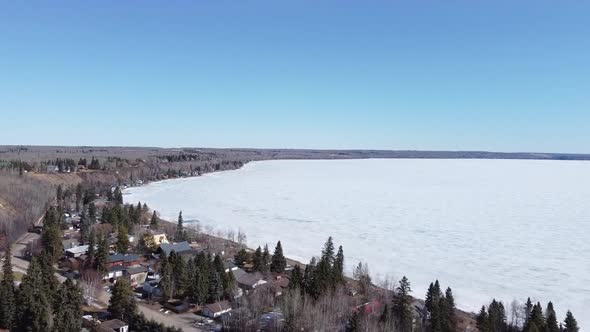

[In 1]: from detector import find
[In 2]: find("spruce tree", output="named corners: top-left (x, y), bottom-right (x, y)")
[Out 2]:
top-left (476, 306), bottom-right (489, 332)
top-left (526, 302), bottom-right (545, 331)
top-left (289, 265), bottom-right (303, 291)
top-left (252, 246), bottom-right (263, 272)
top-left (16, 256), bottom-right (51, 332)
top-left (545, 302), bottom-right (559, 332)
top-left (175, 211), bottom-right (185, 241)
top-left (95, 235), bottom-right (110, 275)
top-left (116, 225), bottom-right (130, 254)
top-left (262, 244), bottom-right (271, 273)
top-left (108, 278), bottom-right (137, 322)
top-left (442, 287), bottom-right (457, 332)
top-left (392, 276), bottom-right (413, 332)
top-left (0, 246), bottom-right (16, 329)
top-left (150, 211), bottom-right (159, 230)
top-left (333, 245), bottom-right (345, 286)
top-left (52, 278), bottom-right (83, 332)
top-left (563, 311), bottom-right (579, 332)
top-left (270, 241), bottom-right (287, 273)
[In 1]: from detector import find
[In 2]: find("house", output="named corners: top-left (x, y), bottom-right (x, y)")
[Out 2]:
top-left (151, 232), bottom-right (169, 246)
top-left (99, 319), bottom-right (129, 332)
top-left (125, 265), bottom-right (148, 286)
top-left (234, 270), bottom-right (267, 290)
top-left (108, 254), bottom-right (142, 268)
top-left (105, 265), bottom-right (125, 280)
top-left (46, 165), bottom-right (59, 173)
top-left (159, 241), bottom-right (192, 256)
top-left (65, 245), bottom-right (89, 258)
top-left (202, 300), bottom-right (232, 318)
top-left (270, 275), bottom-right (290, 296)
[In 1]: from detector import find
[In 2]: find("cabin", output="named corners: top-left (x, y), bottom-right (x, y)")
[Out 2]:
top-left (159, 241), bottom-right (192, 256)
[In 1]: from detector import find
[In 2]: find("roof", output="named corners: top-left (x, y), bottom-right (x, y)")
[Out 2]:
top-left (101, 319), bottom-right (128, 330)
top-left (159, 241), bottom-right (191, 256)
top-left (65, 245), bottom-right (89, 255)
top-left (204, 300), bottom-right (231, 314)
top-left (126, 265), bottom-right (148, 275)
top-left (109, 254), bottom-right (141, 263)
top-left (231, 268), bottom-right (247, 280)
top-left (108, 265), bottom-right (126, 273)
top-left (236, 272), bottom-right (265, 287)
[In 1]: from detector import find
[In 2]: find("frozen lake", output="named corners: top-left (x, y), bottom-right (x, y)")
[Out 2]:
top-left (125, 159), bottom-right (590, 327)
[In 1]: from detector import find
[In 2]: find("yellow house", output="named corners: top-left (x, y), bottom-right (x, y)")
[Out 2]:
top-left (152, 233), bottom-right (169, 246)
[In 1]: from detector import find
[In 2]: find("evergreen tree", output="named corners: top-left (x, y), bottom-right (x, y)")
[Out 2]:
top-left (150, 211), bottom-right (159, 230)
top-left (52, 278), bottom-right (83, 332)
top-left (524, 298), bottom-right (533, 325)
top-left (88, 202), bottom-right (97, 222)
top-left (262, 244), bottom-right (270, 273)
top-left (113, 186), bottom-right (123, 204)
top-left (159, 253), bottom-right (174, 300)
top-left (289, 265), bottom-right (303, 291)
top-left (0, 246), bottom-right (16, 329)
top-left (539, 302), bottom-right (557, 332)
top-left (321, 236), bottom-right (335, 265)
top-left (476, 306), bottom-right (489, 332)
top-left (234, 249), bottom-right (250, 268)
top-left (108, 278), bottom-right (137, 322)
top-left (175, 211), bottom-right (185, 241)
top-left (208, 269), bottom-right (223, 303)
top-left (95, 235), bottom-right (110, 275)
top-left (392, 276), bottom-right (413, 332)
top-left (270, 241), bottom-right (287, 273)
top-left (563, 311), bottom-right (579, 332)
top-left (442, 287), bottom-right (457, 332)
top-left (526, 302), bottom-right (545, 332)
top-left (333, 245), bottom-right (345, 286)
top-left (116, 225), bottom-right (130, 254)
top-left (15, 256), bottom-right (51, 332)
top-left (488, 299), bottom-right (507, 332)
top-left (252, 246), bottom-right (263, 272)
top-left (85, 230), bottom-right (96, 268)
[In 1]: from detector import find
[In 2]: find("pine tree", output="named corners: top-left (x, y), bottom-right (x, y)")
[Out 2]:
top-left (85, 230), bottom-right (96, 268)
top-left (108, 278), bottom-right (137, 322)
top-left (175, 211), bottom-right (185, 241)
top-left (289, 264), bottom-right (303, 291)
top-left (524, 297), bottom-right (533, 325)
top-left (332, 245), bottom-right (345, 286)
top-left (262, 244), bottom-right (270, 273)
top-left (52, 278), bottom-right (83, 332)
top-left (15, 256), bottom-right (51, 332)
top-left (321, 236), bottom-right (335, 265)
top-left (95, 235), bottom-right (110, 275)
top-left (476, 306), bottom-right (489, 332)
top-left (113, 186), bottom-right (123, 204)
top-left (563, 311), bottom-right (579, 332)
top-left (252, 246), bottom-right (263, 272)
top-left (442, 287), bottom-right (457, 332)
top-left (0, 246), bottom-right (16, 329)
top-left (234, 249), bottom-right (250, 268)
top-left (270, 241), bottom-right (287, 273)
top-left (526, 302), bottom-right (544, 331)
top-left (150, 211), bottom-right (159, 230)
top-left (545, 302), bottom-right (559, 332)
top-left (392, 276), bottom-right (413, 332)
top-left (116, 225), bottom-right (130, 254)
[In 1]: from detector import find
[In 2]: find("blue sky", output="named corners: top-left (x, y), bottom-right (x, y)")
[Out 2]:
top-left (1, 1), bottom-right (589, 152)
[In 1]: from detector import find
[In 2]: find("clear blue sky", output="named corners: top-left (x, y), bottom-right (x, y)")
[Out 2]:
top-left (1, 1), bottom-right (589, 152)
